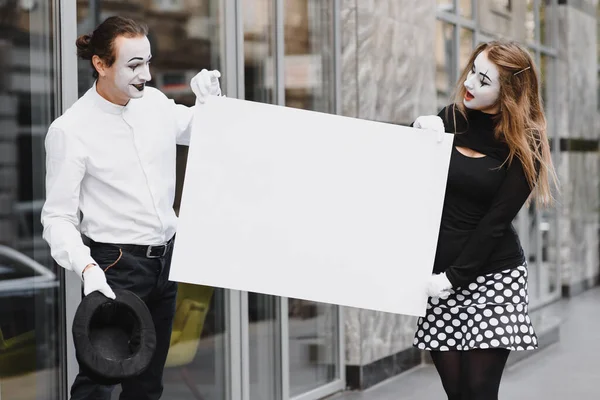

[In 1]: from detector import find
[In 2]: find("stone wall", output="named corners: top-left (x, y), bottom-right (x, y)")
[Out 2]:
top-left (340, 0), bottom-right (437, 389)
top-left (341, 0), bottom-right (437, 123)
top-left (556, 2), bottom-right (600, 295)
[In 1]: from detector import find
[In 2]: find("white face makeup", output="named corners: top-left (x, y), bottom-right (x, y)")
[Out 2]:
top-left (110, 35), bottom-right (152, 101)
top-left (463, 51), bottom-right (500, 114)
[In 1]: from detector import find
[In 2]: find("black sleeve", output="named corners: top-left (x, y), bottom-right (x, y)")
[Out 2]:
top-left (445, 158), bottom-right (532, 287)
top-left (436, 106), bottom-right (448, 120)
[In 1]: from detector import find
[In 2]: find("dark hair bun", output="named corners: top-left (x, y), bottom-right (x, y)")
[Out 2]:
top-left (78, 17), bottom-right (148, 79)
top-left (76, 34), bottom-right (93, 60)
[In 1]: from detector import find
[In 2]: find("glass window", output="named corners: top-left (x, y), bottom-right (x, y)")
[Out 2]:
top-left (492, 0), bottom-right (512, 13)
top-left (540, 207), bottom-right (558, 298)
top-left (541, 53), bottom-right (549, 107)
top-left (248, 293), bottom-right (282, 400)
top-left (436, 21), bottom-right (456, 108)
top-left (243, 1), bottom-right (283, 399)
top-left (459, 0), bottom-right (473, 19)
top-left (282, 1), bottom-right (340, 395)
top-left (152, 0), bottom-right (186, 12)
top-left (540, 0), bottom-right (548, 46)
top-left (76, 2), bottom-right (228, 399)
top-left (538, 52), bottom-right (558, 301)
top-left (0, 249), bottom-right (42, 281)
top-left (0, 1), bottom-right (62, 398)
top-left (459, 28), bottom-right (474, 75)
top-left (284, 0), bottom-right (335, 113)
top-left (526, 206), bottom-right (540, 301)
top-left (526, 204), bottom-right (560, 303)
top-left (525, 0), bottom-right (535, 43)
top-left (436, 0), bottom-right (455, 13)
top-left (289, 300), bottom-right (339, 397)
top-left (164, 284), bottom-right (228, 400)
top-left (244, 0), bottom-right (276, 104)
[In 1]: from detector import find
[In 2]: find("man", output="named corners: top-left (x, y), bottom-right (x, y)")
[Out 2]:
top-left (41, 16), bottom-right (220, 399)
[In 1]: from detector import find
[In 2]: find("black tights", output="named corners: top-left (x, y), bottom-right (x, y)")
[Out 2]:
top-left (430, 349), bottom-right (510, 400)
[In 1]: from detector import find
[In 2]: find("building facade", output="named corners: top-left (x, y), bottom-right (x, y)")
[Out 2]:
top-left (0, 0), bottom-right (597, 399)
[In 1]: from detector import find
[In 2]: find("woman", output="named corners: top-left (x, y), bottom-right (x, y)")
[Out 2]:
top-left (411, 41), bottom-right (558, 400)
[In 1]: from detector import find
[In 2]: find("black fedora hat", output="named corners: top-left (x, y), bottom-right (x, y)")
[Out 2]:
top-left (72, 289), bottom-right (156, 384)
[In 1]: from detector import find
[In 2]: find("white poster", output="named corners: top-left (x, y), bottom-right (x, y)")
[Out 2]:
top-left (170, 97), bottom-right (453, 317)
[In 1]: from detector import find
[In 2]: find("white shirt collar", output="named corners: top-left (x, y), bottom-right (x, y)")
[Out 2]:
top-left (90, 81), bottom-right (127, 115)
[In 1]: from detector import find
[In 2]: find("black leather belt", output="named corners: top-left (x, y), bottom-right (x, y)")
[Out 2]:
top-left (85, 236), bottom-right (174, 259)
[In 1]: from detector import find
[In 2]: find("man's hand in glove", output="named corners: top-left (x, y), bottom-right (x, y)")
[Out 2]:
top-left (426, 272), bottom-right (452, 299)
top-left (82, 264), bottom-right (116, 299)
top-left (191, 69), bottom-right (222, 104)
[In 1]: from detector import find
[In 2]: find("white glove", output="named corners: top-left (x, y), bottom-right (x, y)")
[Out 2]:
top-left (190, 69), bottom-right (222, 104)
top-left (413, 115), bottom-right (445, 134)
top-left (426, 273), bottom-right (452, 299)
top-left (83, 264), bottom-right (116, 299)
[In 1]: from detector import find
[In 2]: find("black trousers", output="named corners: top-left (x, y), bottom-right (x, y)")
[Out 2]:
top-left (70, 239), bottom-right (178, 400)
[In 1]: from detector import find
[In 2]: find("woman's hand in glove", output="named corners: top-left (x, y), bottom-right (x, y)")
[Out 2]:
top-left (426, 272), bottom-right (452, 299)
top-left (413, 115), bottom-right (445, 134)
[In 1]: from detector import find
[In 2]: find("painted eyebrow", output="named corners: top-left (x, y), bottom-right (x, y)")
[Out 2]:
top-left (127, 55), bottom-right (152, 63)
top-left (479, 70), bottom-right (492, 83)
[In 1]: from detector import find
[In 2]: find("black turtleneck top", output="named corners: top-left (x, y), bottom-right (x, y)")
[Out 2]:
top-left (430, 105), bottom-right (530, 288)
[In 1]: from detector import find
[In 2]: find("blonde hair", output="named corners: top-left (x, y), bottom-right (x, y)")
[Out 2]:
top-left (450, 40), bottom-right (558, 206)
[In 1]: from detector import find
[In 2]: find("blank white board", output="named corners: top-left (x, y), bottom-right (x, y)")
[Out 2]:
top-left (170, 97), bottom-right (453, 317)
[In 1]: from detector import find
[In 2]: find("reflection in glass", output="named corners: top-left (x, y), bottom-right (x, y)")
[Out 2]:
top-left (541, 53), bottom-right (557, 162)
top-left (248, 293), bottom-right (281, 400)
top-left (540, 0), bottom-right (547, 45)
top-left (540, 54), bottom-right (549, 108)
top-left (244, 0), bottom-right (276, 103)
top-left (0, 1), bottom-right (61, 398)
top-left (540, 0), bottom-right (556, 46)
top-left (435, 21), bottom-right (455, 108)
top-left (525, 0), bottom-right (535, 43)
top-left (436, 0), bottom-right (455, 13)
top-left (283, 1), bottom-right (340, 395)
top-left (527, 206), bottom-right (540, 301)
top-left (163, 285), bottom-right (227, 400)
top-left (459, 0), bottom-right (473, 19)
top-left (528, 203), bottom-right (559, 302)
top-left (289, 300), bottom-right (338, 397)
top-left (243, 1), bottom-right (282, 399)
top-left (284, 0), bottom-right (335, 112)
top-left (492, 0), bottom-right (512, 12)
top-left (538, 52), bottom-right (558, 300)
top-left (459, 29), bottom-right (474, 75)
top-left (76, 1), bottom-right (228, 399)
top-left (540, 208), bottom-right (558, 298)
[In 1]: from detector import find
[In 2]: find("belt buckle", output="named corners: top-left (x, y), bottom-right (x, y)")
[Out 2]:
top-left (146, 244), bottom-right (167, 258)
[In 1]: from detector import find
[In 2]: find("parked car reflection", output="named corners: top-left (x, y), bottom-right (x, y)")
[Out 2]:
top-left (0, 245), bottom-right (59, 378)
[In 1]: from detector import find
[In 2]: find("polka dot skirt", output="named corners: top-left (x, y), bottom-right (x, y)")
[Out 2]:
top-left (413, 265), bottom-right (537, 352)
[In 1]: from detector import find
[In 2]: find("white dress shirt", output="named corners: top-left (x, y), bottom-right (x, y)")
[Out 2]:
top-left (41, 83), bottom-right (194, 278)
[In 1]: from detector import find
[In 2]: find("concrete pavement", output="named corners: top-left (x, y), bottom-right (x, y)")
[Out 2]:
top-left (333, 287), bottom-right (600, 400)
